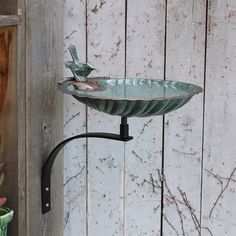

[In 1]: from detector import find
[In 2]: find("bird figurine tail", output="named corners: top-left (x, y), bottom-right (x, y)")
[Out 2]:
top-left (68, 44), bottom-right (80, 66)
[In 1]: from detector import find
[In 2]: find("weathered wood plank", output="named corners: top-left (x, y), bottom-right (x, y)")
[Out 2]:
top-left (64, 0), bottom-right (87, 235)
top-left (87, 0), bottom-right (126, 235)
top-left (201, 1), bottom-right (236, 235)
top-left (0, 15), bottom-right (20, 27)
top-left (0, 0), bottom-right (17, 15)
top-left (25, 0), bottom-right (64, 235)
top-left (0, 26), bottom-right (19, 236)
top-left (125, 1), bottom-right (165, 235)
top-left (17, 1), bottom-right (27, 233)
top-left (163, 1), bottom-right (206, 235)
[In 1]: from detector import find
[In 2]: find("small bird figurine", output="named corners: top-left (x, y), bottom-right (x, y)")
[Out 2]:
top-left (65, 44), bottom-right (95, 82)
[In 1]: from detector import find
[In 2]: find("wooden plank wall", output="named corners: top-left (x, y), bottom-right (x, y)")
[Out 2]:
top-left (1, 0), bottom-right (63, 235)
top-left (64, 0), bottom-right (236, 235)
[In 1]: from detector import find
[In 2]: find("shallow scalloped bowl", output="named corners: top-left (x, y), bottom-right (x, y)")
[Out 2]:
top-left (58, 78), bottom-right (202, 117)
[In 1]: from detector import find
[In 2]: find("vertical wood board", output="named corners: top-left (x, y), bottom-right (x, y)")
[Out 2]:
top-left (202, 0), bottom-right (236, 235)
top-left (25, 0), bottom-right (64, 235)
top-left (17, 1), bottom-right (27, 233)
top-left (125, 0), bottom-right (165, 235)
top-left (163, 0), bottom-right (206, 235)
top-left (64, 0), bottom-right (87, 235)
top-left (87, 0), bottom-right (126, 235)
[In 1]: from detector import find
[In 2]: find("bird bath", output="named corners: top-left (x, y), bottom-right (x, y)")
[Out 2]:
top-left (41, 45), bottom-right (202, 214)
top-left (58, 77), bottom-right (202, 117)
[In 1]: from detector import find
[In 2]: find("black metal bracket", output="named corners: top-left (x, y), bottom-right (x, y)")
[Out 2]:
top-left (41, 117), bottom-right (133, 214)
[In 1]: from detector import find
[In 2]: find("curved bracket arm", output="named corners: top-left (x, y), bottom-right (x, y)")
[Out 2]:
top-left (42, 117), bottom-right (133, 214)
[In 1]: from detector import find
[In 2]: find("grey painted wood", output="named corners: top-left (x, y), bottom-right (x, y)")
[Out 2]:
top-left (17, 0), bottom-right (26, 234)
top-left (125, 0), bottom-right (165, 235)
top-left (64, 0), bottom-right (87, 235)
top-left (0, 15), bottom-right (20, 26)
top-left (202, 0), bottom-right (236, 235)
top-left (163, 0), bottom-right (206, 235)
top-left (25, 0), bottom-right (64, 235)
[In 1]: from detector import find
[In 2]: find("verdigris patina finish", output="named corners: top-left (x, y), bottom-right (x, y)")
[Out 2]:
top-left (62, 45), bottom-right (202, 117)
top-left (58, 78), bottom-right (202, 117)
top-left (65, 44), bottom-right (95, 82)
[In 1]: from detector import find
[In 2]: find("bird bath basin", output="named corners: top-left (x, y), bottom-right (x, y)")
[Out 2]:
top-left (58, 77), bottom-right (202, 117)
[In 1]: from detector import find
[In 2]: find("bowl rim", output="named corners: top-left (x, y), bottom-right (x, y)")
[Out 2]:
top-left (58, 77), bottom-right (203, 102)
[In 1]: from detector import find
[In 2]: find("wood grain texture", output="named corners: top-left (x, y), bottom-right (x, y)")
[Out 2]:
top-left (87, 0), bottom-right (126, 235)
top-left (202, 1), bottom-right (236, 235)
top-left (25, 0), bottom-right (64, 235)
top-left (64, 0), bottom-right (87, 235)
top-left (17, 0), bottom-right (27, 233)
top-left (163, 0), bottom-right (206, 235)
top-left (0, 26), bottom-right (19, 236)
top-left (125, 1), bottom-right (165, 235)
